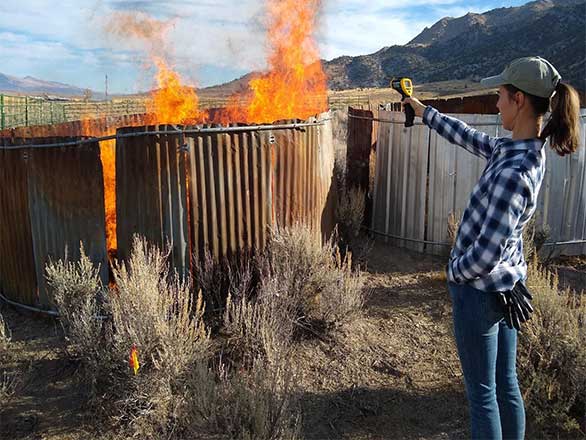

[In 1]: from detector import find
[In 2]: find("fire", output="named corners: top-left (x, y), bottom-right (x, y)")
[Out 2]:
top-left (147, 57), bottom-right (207, 124)
top-left (106, 12), bottom-right (206, 125)
top-left (226, 0), bottom-right (328, 123)
top-left (80, 116), bottom-right (118, 254)
top-left (100, 140), bottom-right (117, 254)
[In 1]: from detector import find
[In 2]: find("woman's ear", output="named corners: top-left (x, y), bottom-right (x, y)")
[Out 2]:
top-left (513, 91), bottom-right (525, 108)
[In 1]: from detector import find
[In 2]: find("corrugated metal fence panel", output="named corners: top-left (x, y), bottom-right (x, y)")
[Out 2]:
top-left (402, 118), bottom-right (429, 252)
top-left (0, 146), bottom-right (37, 305)
top-left (374, 110), bottom-right (586, 257)
top-left (187, 129), bottom-right (272, 260)
top-left (538, 108), bottom-right (586, 256)
top-left (428, 114), bottom-right (502, 255)
top-left (371, 112), bottom-right (390, 236)
top-left (427, 117), bottom-right (457, 256)
top-left (27, 141), bottom-right (109, 306)
top-left (317, 114), bottom-right (336, 239)
top-left (0, 138), bottom-right (108, 308)
top-left (346, 107), bottom-right (373, 191)
top-left (116, 126), bottom-right (189, 276)
top-left (371, 112), bottom-right (428, 252)
top-left (186, 118), bottom-right (335, 262)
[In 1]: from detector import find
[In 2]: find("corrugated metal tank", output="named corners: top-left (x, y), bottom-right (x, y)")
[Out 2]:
top-left (0, 114), bottom-right (335, 310)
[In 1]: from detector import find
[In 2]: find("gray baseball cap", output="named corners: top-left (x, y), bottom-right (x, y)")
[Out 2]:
top-left (480, 56), bottom-right (561, 98)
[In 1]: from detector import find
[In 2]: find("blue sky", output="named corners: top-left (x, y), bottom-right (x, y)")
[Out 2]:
top-left (0, 0), bottom-right (531, 94)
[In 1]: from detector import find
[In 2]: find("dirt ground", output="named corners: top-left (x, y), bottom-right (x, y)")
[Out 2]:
top-left (0, 241), bottom-right (584, 440)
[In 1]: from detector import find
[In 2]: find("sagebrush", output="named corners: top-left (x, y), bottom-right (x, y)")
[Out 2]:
top-left (0, 310), bottom-right (18, 402)
top-left (47, 237), bottom-right (211, 437)
top-left (519, 258), bottom-right (586, 437)
top-left (47, 235), bottom-right (309, 439)
top-left (265, 224), bottom-right (367, 337)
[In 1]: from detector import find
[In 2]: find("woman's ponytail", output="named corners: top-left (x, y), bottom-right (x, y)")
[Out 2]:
top-left (540, 82), bottom-right (581, 156)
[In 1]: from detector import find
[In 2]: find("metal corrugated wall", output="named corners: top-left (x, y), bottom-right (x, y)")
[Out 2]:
top-left (0, 137), bottom-right (109, 309)
top-left (116, 126), bottom-right (190, 276)
top-left (371, 110), bottom-right (586, 257)
top-left (1, 116), bottom-right (335, 308)
top-left (117, 116), bottom-right (335, 265)
top-left (0, 146), bottom-right (37, 305)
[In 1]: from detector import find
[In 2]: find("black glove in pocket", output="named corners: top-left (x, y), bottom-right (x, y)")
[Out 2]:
top-left (498, 281), bottom-right (534, 331)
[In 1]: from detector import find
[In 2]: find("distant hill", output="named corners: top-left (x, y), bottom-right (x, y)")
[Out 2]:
top-left (0, 73), bottom-right (104, 98)
top-left (323, 0), bottom-right (586, 92)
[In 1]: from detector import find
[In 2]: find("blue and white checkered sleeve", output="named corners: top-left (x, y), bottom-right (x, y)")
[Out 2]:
top-left (448, 168), bottom-right (531, 283)
top-left (423, 106), bottom-right (497, 159)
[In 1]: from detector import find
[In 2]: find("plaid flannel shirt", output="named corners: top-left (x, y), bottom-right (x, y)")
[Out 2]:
top-left (423, 106), bottom-right (546, 292)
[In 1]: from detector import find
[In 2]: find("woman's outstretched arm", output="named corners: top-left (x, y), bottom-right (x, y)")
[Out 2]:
top-left (404, 96), bottom-right (498, 160)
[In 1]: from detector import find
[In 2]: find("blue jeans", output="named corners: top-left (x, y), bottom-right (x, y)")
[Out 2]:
top-left (448, 282), bottom-right (525, 440)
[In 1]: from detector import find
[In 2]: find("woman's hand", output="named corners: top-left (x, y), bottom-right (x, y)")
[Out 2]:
top-left (403, 97), bottom-right (426, 118)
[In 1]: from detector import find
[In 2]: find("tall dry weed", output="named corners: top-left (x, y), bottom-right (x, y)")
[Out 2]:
top-left (47, 237), bottom-right (211, 437)
top-left (336, 186), bottom-right (366, 238)
top-left (519, 257), bottom-right (586, 437)
top-left (0, 311), bottom-right (18, 402)
top-left (266, 224), bottom-right (367, 336)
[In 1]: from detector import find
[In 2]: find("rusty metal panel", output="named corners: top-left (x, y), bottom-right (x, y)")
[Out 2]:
top-left (183, 117), bottom-right (334, 263)
top-left (116, 126), bottom-right (189, 277)
top-left (26, 140), bottom-right (109, 306)
top-left (186, 128), bottom-right (273, 260)
top-left (347, 107), bottom-right (374, 192)
top-left (0, 137), bottom-right (108, 308)
top-left (0, 144), bottom-right (37, 305)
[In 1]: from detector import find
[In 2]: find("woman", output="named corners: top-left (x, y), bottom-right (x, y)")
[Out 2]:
top-left (404, 56), bottom-right (581, 440)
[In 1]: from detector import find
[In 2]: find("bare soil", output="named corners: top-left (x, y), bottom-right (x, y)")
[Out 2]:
top-left (1, 241), bottom-right (584, 440)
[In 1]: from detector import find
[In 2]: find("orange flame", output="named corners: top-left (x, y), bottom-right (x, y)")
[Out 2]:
top-left (79, 116), bottom-right (118, 255)
top-left (106, 12), bottom-right (206, 125)
top-left (129, 345), bottom-right (140, 375)
top-left (225, 0), bottom-right (328, 123)
top-left (100, 140), bottom-right (117, 254)
top-left (147, 57), bottom-right (207, 124)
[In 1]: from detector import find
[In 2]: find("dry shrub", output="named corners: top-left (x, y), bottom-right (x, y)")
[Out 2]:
top-left (522, 217), bottom-right (550, 261)
top-left (48, 236), bottom-right (301, 439)
top-left (191, 281), bottom-right (301, 439)
top-left (47, 237), bottom-right (211, 437)
top-left (0, 310), bottom-right (10, 353)
top-left (193, 248), bottom-right (259, 325)
top-left (213, 223), bottom-right (368, 438)
top-left (336, 185), bottom-right (366, 239)
top-left (0, 311), bottom-right (18, 402)
top-left (46, 244), bottom-right (105, 391)
top-left (108, 237), bottom-right (210, 435)
top-left (447, 211), bottom-right (461, 245)
top-left (265, 224), bottom-right (366, 337)
top-left (518, 257), bottom-right (586, 437)
top-left (182, 358), bottom-right (301, 439)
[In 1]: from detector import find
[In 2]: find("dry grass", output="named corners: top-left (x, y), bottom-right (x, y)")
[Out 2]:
top-left (266, 224), bottom-right (367, 337)
top-left (336, 186), bottom-right (366, 239)
top-left (47, 237), bottom-right (211, 437)
top-left (0, 311), bottom-right (18, 402)
top-left (519, 258), bottom-right (586, 437)
top-left (0, 310), bottom-right (10, 352)
top-left (46, 235), bottom-right (311, 439)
